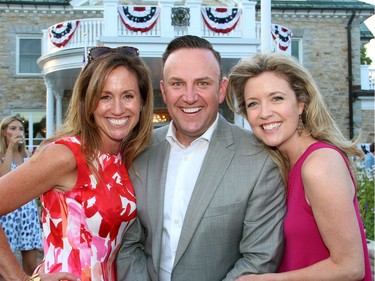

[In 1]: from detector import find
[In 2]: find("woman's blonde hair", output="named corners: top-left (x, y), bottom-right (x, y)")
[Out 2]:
top-left (0, 115), bottom-right (28, 158)
top-left (40, 52), bottom-right (154, 174)
top-left (226, 53), bottom-right (362, 185)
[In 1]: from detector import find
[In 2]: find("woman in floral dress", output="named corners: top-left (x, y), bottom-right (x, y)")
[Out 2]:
top-left (0, 115), bottom-right (43, 277)
top-left (0, 48), bottom-right (154, 281)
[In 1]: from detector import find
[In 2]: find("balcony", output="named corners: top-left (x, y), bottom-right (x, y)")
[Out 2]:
top-left (40, 1), bottom-right (260, 61)
top-left (37, 0), bottom-right (262, 137)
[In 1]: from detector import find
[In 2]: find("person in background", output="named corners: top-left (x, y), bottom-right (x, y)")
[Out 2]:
top-left (0, 48), bottom-right (154, 281)
top-left (0, 115), bottom-right (43, 278)
top-left (116, 35), bottom-right (286, 281)
top-left (361, 144), bottom-right (374, 173)
top-left (226, 52), bottom-right (372, 281)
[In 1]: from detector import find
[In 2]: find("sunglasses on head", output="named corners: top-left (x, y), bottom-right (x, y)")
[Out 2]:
top-left (87, 46), bottom-right (140, 62)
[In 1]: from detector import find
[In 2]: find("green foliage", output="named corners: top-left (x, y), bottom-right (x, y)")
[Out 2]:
top-left (361, 47), bottom-right (373, 65)
top-left (356, 167), bottom-right (374, 241)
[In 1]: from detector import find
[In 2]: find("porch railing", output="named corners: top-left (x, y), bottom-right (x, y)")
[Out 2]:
top-left (41, 2), bottom-right (260, 55)
top-left (42, 18), bottom-right (104, 55)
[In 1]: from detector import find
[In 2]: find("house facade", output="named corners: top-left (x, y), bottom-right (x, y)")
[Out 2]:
top-left (0, 0), bottom-right (373, 151)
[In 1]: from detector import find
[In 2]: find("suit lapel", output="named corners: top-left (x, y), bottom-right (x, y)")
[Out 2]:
top-left (174, 117), bottom-right (235, 266)
top-left (147, 131), bottom-right (170, 271)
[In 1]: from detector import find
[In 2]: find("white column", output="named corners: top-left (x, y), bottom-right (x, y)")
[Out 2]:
top-left (103, 0), bottom-right (118, 36)
top-left (54, 91), bottom-right (63, 131)
top-left (44, 79), bottom-right (55, 138)
top-left (159, 0), bottom-right (175, 38)
top-left (260, 0), bottom-right (271, 53)
top-left (185, 0), bottom-right (202, 36)
top-left (41, 29), bottom-right (48, 56)
top-left (27, 113), bottom-right (34, 152)
top-left (239, 1), bottom-right (257, 39)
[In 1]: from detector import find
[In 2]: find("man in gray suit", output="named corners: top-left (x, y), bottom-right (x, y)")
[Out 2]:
top-left (116, 35), bottom-right (286, 281)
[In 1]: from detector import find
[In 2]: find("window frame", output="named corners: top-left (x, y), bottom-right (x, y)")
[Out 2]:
top-left (291, 38), bottom-right (303, 64)
top-left (16, 35), bottom-right (43, 76)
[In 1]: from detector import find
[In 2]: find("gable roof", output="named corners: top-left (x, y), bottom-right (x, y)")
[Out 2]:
top-left (261, 0), bottom-right (374, 10)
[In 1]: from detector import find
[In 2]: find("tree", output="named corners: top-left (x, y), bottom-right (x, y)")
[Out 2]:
top-left (361, 46), bottom-right (372, 65)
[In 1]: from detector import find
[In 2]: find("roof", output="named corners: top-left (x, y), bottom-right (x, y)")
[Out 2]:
top-left (262, 0), bottom-right (374, 10)
top-left (0, 0), bottom-right (373, 9)
top-left (0, 0), bottom-right (69, 4)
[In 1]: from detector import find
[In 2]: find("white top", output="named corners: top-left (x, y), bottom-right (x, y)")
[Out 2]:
top-left (159, 115), bottom-right (218, 281)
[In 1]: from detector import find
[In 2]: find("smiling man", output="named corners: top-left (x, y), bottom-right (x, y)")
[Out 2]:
top-left (117, 35), bottom-right (286, 281)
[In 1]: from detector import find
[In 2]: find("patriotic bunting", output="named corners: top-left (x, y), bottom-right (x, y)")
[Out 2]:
top-left (118, 6), bottom-right (160, 33)
top-left (201, 7), bottom-right (241, 34)
top-left (271, 24), bottom-right (292, 51)
top-left (49, 21), bottom-right (80, 48)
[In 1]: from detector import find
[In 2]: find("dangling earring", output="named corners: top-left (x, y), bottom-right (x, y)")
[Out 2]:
top-left (296, 114), bottom-right (304, 137)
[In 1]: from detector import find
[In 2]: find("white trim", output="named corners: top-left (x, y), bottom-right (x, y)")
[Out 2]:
top-left (357, 96), bottom-right (375, 110)
top-left (291, 38), bottom-right (303, 63)
top-left (16, 35), bottom-right (43, 76)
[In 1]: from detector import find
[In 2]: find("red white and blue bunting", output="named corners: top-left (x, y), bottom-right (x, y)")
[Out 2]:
top-left (201, 7), bottom-right (241, 34)
top-left (271, 24), bottom-right (292, 52)
top-left (49, 21), bottom-right (80, 48)
top-left (118, 6), bottom-right (160, 33)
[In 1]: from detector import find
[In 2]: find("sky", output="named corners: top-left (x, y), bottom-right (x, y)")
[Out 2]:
top-left (360, 0), bottom-right (375, 64)
top-left (364, 14), bottom-right (375, 64)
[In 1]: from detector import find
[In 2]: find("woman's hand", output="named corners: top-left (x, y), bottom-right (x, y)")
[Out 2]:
top-left (7, 134), bottom-right (23, 149)
top-left (28, 272), bottom-right (81, 281)
top-left (236, 274), bottom-right (277, 281)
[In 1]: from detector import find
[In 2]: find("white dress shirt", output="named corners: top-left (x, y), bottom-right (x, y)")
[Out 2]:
top-left (159, 115), bottom-right (218, 281)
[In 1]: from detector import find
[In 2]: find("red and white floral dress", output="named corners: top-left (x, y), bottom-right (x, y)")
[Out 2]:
top-left (37, 136), bottom-right (136, 281)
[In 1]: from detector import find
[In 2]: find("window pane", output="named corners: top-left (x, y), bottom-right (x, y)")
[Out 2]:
top-left (291, 39), bottom-right (300, 61)
top-left (19, 39), bottom-right (41, 74)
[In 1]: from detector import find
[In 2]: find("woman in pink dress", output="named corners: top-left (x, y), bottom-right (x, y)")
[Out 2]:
top-left (0, 47), bottom-right (154, 281)
top-left (226, 53), bottom-right (372, 281)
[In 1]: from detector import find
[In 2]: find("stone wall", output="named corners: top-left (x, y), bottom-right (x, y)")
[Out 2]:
top-left (362, 109), bottom-right (375, 142)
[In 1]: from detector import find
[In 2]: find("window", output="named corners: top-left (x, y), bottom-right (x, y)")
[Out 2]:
top-left (12, 110), bottom-right (46, 153)
top-left (291, 38), bottom-right (302, 63)
top-left (16, 36), bottom-right (42, 75)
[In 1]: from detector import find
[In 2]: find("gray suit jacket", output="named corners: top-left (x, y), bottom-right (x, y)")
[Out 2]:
top-left (117, 115), bottom-right (286, 281)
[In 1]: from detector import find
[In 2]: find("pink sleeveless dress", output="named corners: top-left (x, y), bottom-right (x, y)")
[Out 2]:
top-left (37, 136), bottom-right (137, 281)
top-left (278, 141), bottom-right (372, 280)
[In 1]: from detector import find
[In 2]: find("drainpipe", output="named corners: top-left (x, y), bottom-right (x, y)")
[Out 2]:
top-left (347, 10), bottom-right (355, 139)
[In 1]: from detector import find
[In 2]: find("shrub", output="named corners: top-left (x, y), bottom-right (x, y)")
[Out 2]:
top-left (357, 167), bottom-right (374, 241)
